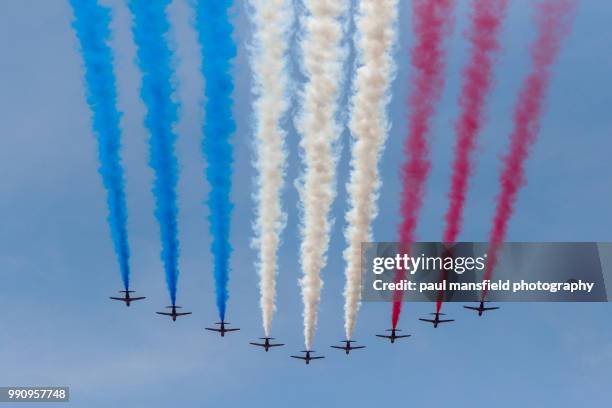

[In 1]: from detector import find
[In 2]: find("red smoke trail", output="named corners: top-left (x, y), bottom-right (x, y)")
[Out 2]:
top-left (443, 0), bottom-right (508, 245)
top-left (392, 0), bottom-right (455, 329)
top-left (437, 0), bottom-right (509, 314)
top-left (434, 261), bottom-right (449, 314)
top-left (482, 0), bottom-right (576, 300)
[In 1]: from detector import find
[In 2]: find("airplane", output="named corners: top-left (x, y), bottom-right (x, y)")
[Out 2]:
top-left (205, 321), bottom-right (240, 337)
top-left (155, 305), bottom-right (192, 321)
top-left (375, 328), bottom-right (411, 344)
top-left (330, 340), bottom-right (365, 355)
top-left (464, 301), bottom-right (500, 316)
top-left (290, 350), bottom-right (324, 365)
top-left (250, 337), bottom-right (284, 351)
top-left (109, 290), bottom-right (145, 307)
top-left (419, 312), bottom-right (455, 328)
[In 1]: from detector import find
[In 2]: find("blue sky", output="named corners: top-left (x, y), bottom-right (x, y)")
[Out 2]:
top-left (1, 0), bottom-right (611, 406)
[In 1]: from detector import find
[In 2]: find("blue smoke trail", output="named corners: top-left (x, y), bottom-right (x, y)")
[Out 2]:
top-left (128, 0), bottom-right (180, 305)
top-left (70, 0), bottom-right (131, 290)
top-left (193, 1), bottom-right (236, 321)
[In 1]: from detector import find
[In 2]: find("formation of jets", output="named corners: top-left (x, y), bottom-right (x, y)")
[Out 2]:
top-left (110, 289), bottom-right (499, 364)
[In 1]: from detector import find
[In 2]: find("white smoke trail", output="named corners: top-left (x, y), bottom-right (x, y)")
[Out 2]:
top-left (296, 0), bottom-right (348, 350)
top-left (249, 0), bottom-right (293, 337)
top-left (343, 0), bottom-right (398, 340)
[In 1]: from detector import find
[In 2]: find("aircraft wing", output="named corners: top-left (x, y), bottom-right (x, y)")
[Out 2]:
top-left (438, 319), bottom-right (454, 323)
top-left (310, 356), bottom-right (325, 360)
top-left (269, 343), bottom-right (283, 347)
top-left (205, 327), bottom-right (221, 332)
top-left (290, 356), bottom-right (307, 360)
top-left (175, 312), bottom-right (192, 316)
top-left (463, 306), bottom-right (480, 311)
top-left (109, 297), bottom-right (127, 302)
top-left (330, 346), bottom-right (345, 349)
top-left (131, 297), bottom-right (146, 301)
top-left (395, 335), bottom-right (411, 339)
top-left (225, 328), bottom-right (240, 332)
top-left (376, 334), bottom-right (392, 339)
top-left (418, 318), bottom-right (436, 323)
top-left (250, 342), bottom-right (265, 347)
top-left (156, 312), bottom-right (172, 316)
top-left (352, 346), bottom-right (366, 349)
top-left (483, 307), bottom-right (499, 311)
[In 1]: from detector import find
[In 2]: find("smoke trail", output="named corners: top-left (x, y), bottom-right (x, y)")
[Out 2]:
top-left (70, 0), bottom-right (131, 290)
top-left (193, 1), bottom-right (237, 321)
top-left (248, 0), bottom-right (293, 337)
top-left (392, 0), bottom-right (455, 329)
top-left (297, 0), bottom-right (348, 350)
top-left (435, 0), bottom-right (509, 314)
top-left (443, 0), bottom-right (508, 245)
top-left (129, 0), bottom-right (181, 305)
top-left (343, 0), bottom-right (398, 340)
top-left (482, 0), bottom-right (576, 298)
